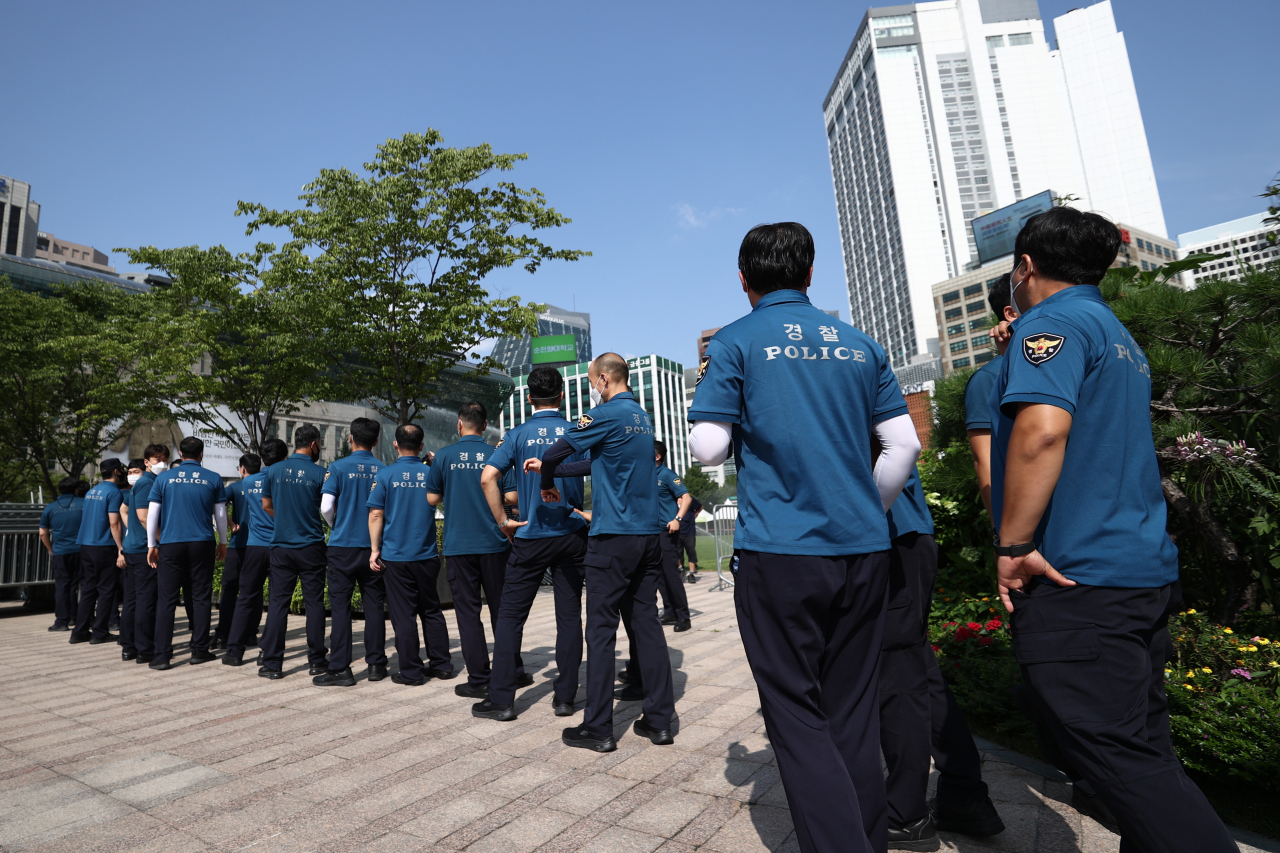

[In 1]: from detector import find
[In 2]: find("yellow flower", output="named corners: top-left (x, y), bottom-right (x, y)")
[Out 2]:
top-left (1247, 645), bottom-right (1258, 652)
top-left (1183, 684), bottom-right (1194, 690)
top-left (1187, 670), bottom-right (1195, 678)
top-left (1223, 627), bottom-right (1234, 634)
top-left (1270, 661), bottom-right (1279, 668)
top-left (982, 597), bottom-right (989, 601)
top-left (944, 597), bottom-right (951, 602)
top-left (1259, 638), bottom-right (1270, 645)
top-left (1187, 609), bottom-right (1197, 614)
top-left (1201, 667), bottom-right (1212, 674)
top-left (989, 607), bottom-right (996, 613)
top-left (1236, 660), bottom-right (1245, 665)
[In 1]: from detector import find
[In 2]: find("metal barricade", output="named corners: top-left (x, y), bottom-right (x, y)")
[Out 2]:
top-left (709, 502), bottom-right (738, 589)
top-left (0, 503), bottom-right (52, 588)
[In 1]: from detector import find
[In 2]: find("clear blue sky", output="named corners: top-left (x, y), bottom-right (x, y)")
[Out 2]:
top-left (9, 0), bottom-right (1276, 370)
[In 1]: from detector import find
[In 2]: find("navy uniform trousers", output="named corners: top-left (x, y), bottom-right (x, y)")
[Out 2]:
top-left (154, 541), bottom-right (215, 663)
top-left (51, 552), bottom-right (81, 628)
top-left (260, 544), bottom-right (328, 671)
top-left (119, 555), bottom-right (138, 655)
top-left (215, 547), bottom-right (264, 648)
top-left (327, 546), bottom-right (387, 672)
top-left (73, 545), bottom-right (121, 642)
top-left (736, 550), bottom-right (890, 853)
top-left (383, 559), bottom-right (453, 680)
top-left (446, 550), bottom-right (523, 687)
top-left (489, 529), bottom-right (587, 707)
top-left (656, 531), bottom-right (690, 622)
top-left (126, 552), bottom-right (157, 657)
top-left (224, 546), bottom-right (270, 659)
top-left (1010, 581), bottom-right (1238, 853)
top-left (582, 534), bottom-right (674, 738)
top-left (879, 533), bottom-right (986, 829)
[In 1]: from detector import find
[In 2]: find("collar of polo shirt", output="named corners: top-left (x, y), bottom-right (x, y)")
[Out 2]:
top-left (751, 289), bottom-right (812, 312)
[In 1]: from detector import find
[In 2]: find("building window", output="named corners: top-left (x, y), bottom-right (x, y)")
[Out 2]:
top-left (975, 351), bottom-right (995, 365)
top-left (965, 300), bottom-right (986, 314)
top-left (986, 35), bottom-right (1005, 49)
top-left (969, 318), bottom-right (986, 331)
top-left (945, 307), bottom-right (963, 320)
top-left (1008, 33), bottom-right (1033, 46)
top-left (963, 283), bottom-right (983, 297)
top-left (949, 340), bottom-right (969, 354)
top-left (942, 290), bottom-right (960, 304)
top-left (952, 357), bottom-right (971, 368)
top-left (946, 323), bottom-right (964, 336)
top-left (971, 335), bottom-right (991, 348)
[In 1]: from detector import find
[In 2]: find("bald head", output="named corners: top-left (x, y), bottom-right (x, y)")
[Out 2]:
top-left (592, 353), bottom-right (629, 385)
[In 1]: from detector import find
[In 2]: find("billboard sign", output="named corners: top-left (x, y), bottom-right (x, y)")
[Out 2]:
top-left (970, 190), bottom-right (1054, 265)
top-left (531, 334), bottom-right (577, 364)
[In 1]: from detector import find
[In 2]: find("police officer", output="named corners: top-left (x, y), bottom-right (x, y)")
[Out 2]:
top-left (688, 223), bottom-right (920, 853)
top-left (70, 460), bottom-right (127, 646)
top-left (679, 495), bottom-right (702, 583)
top-left (367, 424), bottom-right (456, 684)
top-left (39, 477), bottom-right (84, 632)
top-left (145, 437), bottom-right (228, 669)
top-left (426, 403), bottom-right (523, 697)
top-left (653, 440), bottom-right (692, 631)
top-left (117, 459), bottom-right (146, 660)
top-left (212, 453), bottom-right (261, 652)
top-left (473, 366), bottom-right (591, 721)
top-left (316, 418), bottom-right (387, 686)
top-left (991, 207), bottom-right (1236, 853)
top-left (537, 353), bottom-right (676, 752)
top-left (124, 444), bottom-right (170, 664)
top-left (258, 426), bottom-right (329, 679)
top-left (965, 274), bottom-right (1016, 519)
top-left (222, 438), bottom-right (287, 667)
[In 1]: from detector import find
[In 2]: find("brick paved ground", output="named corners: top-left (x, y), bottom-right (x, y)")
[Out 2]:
top-left (0, 578), bottom-right (1271, 853)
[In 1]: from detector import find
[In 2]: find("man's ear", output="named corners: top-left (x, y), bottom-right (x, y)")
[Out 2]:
top-left (1003, 305), bottom-right (1018, 322)
top-left (739, 271), bottom-right (749, 294)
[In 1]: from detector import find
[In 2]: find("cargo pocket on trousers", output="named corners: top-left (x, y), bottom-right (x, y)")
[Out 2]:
top-left (1014, 626), bottom-right (1121, 723)
top-left (881, 589), bottom-right (917, 651)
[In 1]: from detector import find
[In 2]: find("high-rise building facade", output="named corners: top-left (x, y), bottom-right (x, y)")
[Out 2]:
top-left (490, 304), bottom-right (592, 378)
top-left (0, 175), bottom-right (41, 259)
top-left (824, 0), bottom-right (1165, 369)
top-left (1179, 213), bottom-right (1279, 288)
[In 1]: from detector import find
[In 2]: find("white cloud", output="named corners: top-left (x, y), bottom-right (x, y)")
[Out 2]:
top-left (674, 203), bottom-right (746, 229)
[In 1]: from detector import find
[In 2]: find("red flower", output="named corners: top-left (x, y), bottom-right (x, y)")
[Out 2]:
top-left (985, 619), bottom-right (1003, 631)
top-left (955, 627), bottom-right (975, 641)
top-left (930, 644), bottom-right (941, 653)
top-left (979, 636), bottom-right (994, 646)
top-left (966, 622), bottom-right (982, 631)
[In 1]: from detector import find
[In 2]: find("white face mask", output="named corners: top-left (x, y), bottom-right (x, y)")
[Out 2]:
top-left (149, 461), bottom-right (168, 474)
top-left (127, 473), bottom-right (142, 486)
top-left (589, 377), bottom-right (605, 408)
top-left (1010, 260), bottom-right (1029, 316)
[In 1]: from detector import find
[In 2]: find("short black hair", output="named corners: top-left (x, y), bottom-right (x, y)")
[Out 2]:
top-left (738, 222), bottom-right (815, 294)
top-left (58, 478), bottom-right (78, 495)
top-left (527, 367), bottom-right (564, 402)
top-left (260, 438), bottom-right (289, 467)
top-left (458, 402), bottom-right (487, 431)
top-left (654, 439), bottom-right (667, 465)
top-left (179, 436), bottom-right (203, 459)
top-left (74, 480), bottom-right (90, 497)
top-left (987, 273), bottom-right (1012, 317)
top-left (143, 443), bottom-right (170, 461)
top-left (100, 458), bottom-right (125, 478)
top-left (128, 458), bottom-right (146, 472)
top-left (239, 453), bottom-right (262, 475)
top-left (349, 417), bottom-right (380, 450)
top-left (293, 424), bottom-right (321, 449)
top-left (1014, 207), bottom-right (1121, 286)
top-left (396, 424), bottom-right (424, 451)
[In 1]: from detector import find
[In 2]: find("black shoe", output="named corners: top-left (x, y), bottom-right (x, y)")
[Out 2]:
top-left (660, 610), bottom-right (678, 625)
top-left (687, 572), bottom-right (699, 583)
top-left (633, 717), bottom-right (674, 745)
top-left (48, 623), bottom-right (70, 632)
top-left (562, 726), bottom-right (616, 753)
top-left (209, 638), bottom-right (225, 652)
top-left (313, 668), bottom-right (356, 687)
top-left (615, 683), bottom-right (645, 701)
top-left (930, 794), bottom-right (1004, 837)
top-left (222, 653), bottom-right (245, 667)
top-left (516, 672), bottom-right (535, 688)
top-left (428, 668), bottom-right (459, 680)
top-left (673, 619), bottom-right (692, 632)
top-left (69, 634), bottom-right (91, 644)
top-left (256, 650), bottom-right (263, 664)
top-left (391, 672), bottom-right (427, 686)
top-left (122, 650), bottom-right (138, 661)
top-left (552, 699), bottom-right (576, 717)
top-left (1071, 785), bottom-right (1120, 834)
top-left (89, 634), bottom-right (119, 645)
top-left (189, 649), bottom-right (217, 665)
top-left (455, 682), bottom-right (489, 698)
top-left (617, 668), bottom-right (639, 685)
top-left (149, 659), bottom-right (173, 671)
top-left (471, 700), bottom-right (517, 721)
top-left (367, 664), bottom-right (388, 682)
top-left (888, 815), bottom-right (941, 851)
top-left (109, 620), bottom-right (121, 631)
top-left (136, 654), bottom-right (153, 664)
top-left (309, 660), bottom-right (330, 676)
top-left (257, 667), bottom-right (286, 680)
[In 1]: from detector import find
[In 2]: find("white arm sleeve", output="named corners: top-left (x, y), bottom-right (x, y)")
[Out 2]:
top-left (321, 493), bottom-right (337, 527)
top-left (214, 502), bottom-right (228, 544)
top-left (147, 501), bottom-right (162, 548)
top-left (689, 421), bottom-right (733, 466)
top-left (874, 414), bottom-right (922, 513)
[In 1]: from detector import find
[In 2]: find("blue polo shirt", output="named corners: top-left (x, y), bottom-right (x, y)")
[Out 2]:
top-left (242, 468), bottom-right (275, 548)
top-left (322, 450), bottom-right (382, 549)
top-left (366, 455), bottom-right (438, 562)
top-left (121, 471), bottom-right (156, 554)
top-left (77, 481), bottom-right (124, 548)
top-left (990, 284), bottom-right (1178, 587)
top-left (964, 355), bottom-right (1003, 432)
top-left (149, 460), bottom-right (227, 544)
top-left (655, 464), bottom-right (689, 533)
top-left (688, 288), bottom-right (908, 556)
top-left (262, 453), bottom-right (326, 548)
top-left (426, 436), bottom-right (516, 556)
top-left (486, 410), bottom-right (589, 540)
top-left (40, 495), bottom-right (84, 555)
top-left (563, 392), bottom-right (660, 536)
top-left (225, 480), bottom-right (251, 549)
top-left (887, 466), bottom-right (934, 539)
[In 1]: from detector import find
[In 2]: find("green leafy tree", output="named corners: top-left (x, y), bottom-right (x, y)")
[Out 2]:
top-left (239, 131), bottom-right (589, 424)
top-left (680, 465), bottom-right (721, 505)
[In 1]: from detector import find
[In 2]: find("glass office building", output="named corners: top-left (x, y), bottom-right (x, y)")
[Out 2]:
top-left (490, 304), bottom-right (592, 377)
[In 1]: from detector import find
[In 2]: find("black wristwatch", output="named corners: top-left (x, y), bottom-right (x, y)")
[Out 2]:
top-left (994, 542), bottom-right (1037, 558)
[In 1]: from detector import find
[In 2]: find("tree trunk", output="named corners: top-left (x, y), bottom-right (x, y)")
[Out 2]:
top-left (1160, 472), bottom-right (1254, 624)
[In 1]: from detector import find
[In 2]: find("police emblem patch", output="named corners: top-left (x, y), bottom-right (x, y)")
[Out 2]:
top-left (323, 471), bottom-right (330, 481)
top-left (674, 479), bottom-right (682, 485)
top-left (696, 356), bottom-right (710, 385)
top-left (577, 414), bottom-right (594, 429)
top-left (1022, 333), bottom-right (1066, 366)
top-left (495, 439), bottom-right (504, 448)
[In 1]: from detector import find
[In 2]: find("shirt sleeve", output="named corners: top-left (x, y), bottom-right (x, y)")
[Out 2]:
top-left (260, 470), bottom-right (272, 499)
top-left (1001, 318), bottom-right (1088, 417)
top-left (133, 479), bottom-right (153, 509)
top-left (149, 477), bottom-right (166, 506)
top-left (213, 480), bottom-right (228, 504)
top-left (40, 505), bottom-right (52, 528)
top-left (486, 438), bottom-right (515, 475)
top-left (687, 337), bottom-right (743, 423)
top-left (964, 368), bottom-right (995, 431)
top-left (321, 467), bottom-right (339, 497)
top-left (366, 475), bottom-right (387, 510)
top-left (425, 453), bottom-right (445, 494)
top-left (872, 349), bottom-right (910, 424)
top-left (563, 413), bottom-right (611, 453)
top-left (671, 475), bottom-right (689, 499)
top-left (107, 489), bottom-right (123, 514)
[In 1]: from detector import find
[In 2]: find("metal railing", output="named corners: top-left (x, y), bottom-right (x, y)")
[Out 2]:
top-left (708, 502), bottom-right (738, 590)
top-left (0, 503), bottom-right (52, 588)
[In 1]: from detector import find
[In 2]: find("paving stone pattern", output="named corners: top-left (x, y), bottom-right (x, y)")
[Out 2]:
top-left (0, 581), bottom-right (1268, 853)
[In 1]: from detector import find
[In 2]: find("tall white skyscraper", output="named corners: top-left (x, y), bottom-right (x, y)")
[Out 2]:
top-left (823, 0), bottom-right (1165, 368)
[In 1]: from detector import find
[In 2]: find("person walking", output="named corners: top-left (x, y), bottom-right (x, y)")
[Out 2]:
top-left (39, 478), bottom-right (84, 633)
